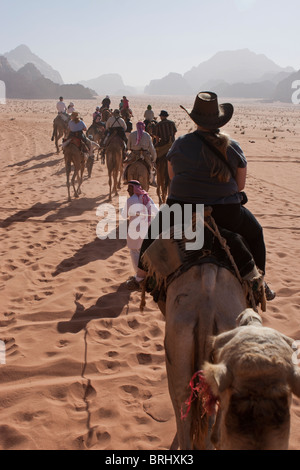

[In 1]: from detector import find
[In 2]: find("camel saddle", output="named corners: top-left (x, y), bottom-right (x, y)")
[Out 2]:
top-left (62, 135), bottom-right (89, 154)
top-left (141, 210), bottom-right (265, 313)
top-left (155, 139), bottom-right (172, 159)
top-left (123, 150), bottom-right (152, 181)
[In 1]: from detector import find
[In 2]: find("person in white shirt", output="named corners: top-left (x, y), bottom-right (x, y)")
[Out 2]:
top-left (106, 109), bottom-right (127, 132)
top-left (104, 109), bottom-right (128, 146)
top-left (67, 102), bottom-right (75, 114)
top-left (126, 121), bottom-right (157, 185)
top-left (143, 105), bottom-right (155, 126)
top-left (128, 121), bottom-right (157, 163)
top-left (56, 96), bottom-right (67, 113)
top-left (56, 96), bottom-right (68, 121)
top-left (121, 180), bottom-right (159, 290)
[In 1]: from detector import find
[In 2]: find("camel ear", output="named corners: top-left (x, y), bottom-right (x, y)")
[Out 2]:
top-left (203, 362), bottom-right (232, 396)
top-left (289, 365), bottom-right (300, 397)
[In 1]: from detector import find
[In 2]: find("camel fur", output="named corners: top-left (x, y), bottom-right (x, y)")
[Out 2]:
top-left (63, 143), bottom-right (85, 202)
top-left (164, 263), bottom-right (247, 450)
top-left (203, 308), bottom-right (300, 450)
top-left (52, 115), bottom-right (69, 153)
top-left (105, 132), bottom-right (123, 201)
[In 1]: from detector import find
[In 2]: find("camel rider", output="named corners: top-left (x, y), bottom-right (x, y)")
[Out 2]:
top-left (154, 110), bottom-right (177, 147)
top-left (67, 102), bottom-right (75, 114)
top-left (101, 95), bottom-right (111, 111)
top-left (67, 112), bottom-right (91, 153)
top-left (104, 109), bottom-right (128, 147)
top-left (56, 96), bottom-right (69, 122)
top-left (144, 105), bottom-right (155, 128)
top-left (93, 107), bottom-right (101, 121)
top-left (127, 121), bottom-right (156, 165)
top-left (126, 122), bottom-right (157, 185)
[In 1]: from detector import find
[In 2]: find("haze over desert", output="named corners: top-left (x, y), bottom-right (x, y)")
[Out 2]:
top-left (0, 95), bottom-right (300, 450)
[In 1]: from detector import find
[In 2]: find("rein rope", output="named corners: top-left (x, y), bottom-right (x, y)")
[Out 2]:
top-left (203, 212), bottom-right (258, 312)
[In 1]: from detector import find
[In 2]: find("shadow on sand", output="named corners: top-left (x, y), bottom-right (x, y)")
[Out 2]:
top-left (57, 284), bottom-right (132, 334)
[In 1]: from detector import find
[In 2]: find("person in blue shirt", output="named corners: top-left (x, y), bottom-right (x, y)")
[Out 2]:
top-left (67, 112), bottom-right (91, 152)
top-left (138, 91), bottom-right (275, 300)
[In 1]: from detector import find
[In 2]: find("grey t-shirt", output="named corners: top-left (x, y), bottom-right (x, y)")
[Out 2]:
top-left (167, 131), bottom-right (247, 205)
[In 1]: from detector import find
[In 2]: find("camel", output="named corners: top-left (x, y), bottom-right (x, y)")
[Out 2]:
top-left (155, 141), bottom-right (172, 205)
top-left (203, 308), bottom-right (300, 450)
top-left (86, 123), bottom-right (106, 162)
top-left (86, 123), bottom-right (105, 146)
top-left (101, 108), bottom-right (112, 122)
top-left (63, 142), bottom-right (85, 202)
top-left (105, 131), bottom-right (123, 201)
top-left (140, 208), bottom-right (268, 449)
top-left (51, 115), bottom-right (69, 153)
top-left (125, 159), bottom-right (150, 192)
top-left (164, 263), bottom-right (247, 450)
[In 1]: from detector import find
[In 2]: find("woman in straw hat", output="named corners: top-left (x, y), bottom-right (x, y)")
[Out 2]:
top-left (138, 91), bottom-right (275, 300)
top-left (68, 111), bottom-right (91, 151)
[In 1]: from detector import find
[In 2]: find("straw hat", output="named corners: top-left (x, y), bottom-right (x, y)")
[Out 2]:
top-left (70, 111), bottom-right (80, 120)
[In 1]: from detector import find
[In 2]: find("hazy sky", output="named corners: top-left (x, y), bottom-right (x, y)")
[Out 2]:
top-left (0, 0), bottom-right (299, 87)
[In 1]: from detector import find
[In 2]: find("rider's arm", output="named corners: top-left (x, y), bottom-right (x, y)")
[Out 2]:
top-left (168, 161), bottom-right (174, 180)
top-left (235, 166), bottom-right (247, 191)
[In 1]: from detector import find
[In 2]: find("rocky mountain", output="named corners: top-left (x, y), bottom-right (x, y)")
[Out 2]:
top-left (0, 57), bottom-right (95, 99)
top-left (141, 49), bottom-right (297, 100)
top-left (144, 72), bottom-right (193, 95)
top-left (183, 49), bottom-right (294, 92)
top-left (2, 44), bottom-right (298, 102)
top-left (4, 44), bottom-right (64, 85)
top-left (79, 73), bottom-right (137, 96)
top-left (214, 80), bottom-right (275, 99)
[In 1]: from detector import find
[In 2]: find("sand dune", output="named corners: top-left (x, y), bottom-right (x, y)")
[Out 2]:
top-left (0, 96), bottom-right (299, 450)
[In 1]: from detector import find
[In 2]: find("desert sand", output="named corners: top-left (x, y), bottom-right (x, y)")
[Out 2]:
top-left (0, 96), bottom-right (299, 450)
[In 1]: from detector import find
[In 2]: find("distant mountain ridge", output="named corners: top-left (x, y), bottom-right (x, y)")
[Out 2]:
top-left (144, 73), bottom-right (193, 95)
top-left (79, 73), bottom-right (137, 96)
top-left (145, 49), bottom-right (297, 98)
top-left (0, 56), bottom-right (95, 99)
top-left (1, 44), bottom-right (298, 102)
top-left (4, 44), bottom-right (64, 85)
top-left (183, 49), bottom-right (294, 91)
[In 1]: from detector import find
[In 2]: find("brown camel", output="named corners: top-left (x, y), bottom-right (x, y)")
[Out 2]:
top-left (86, 123), bottom-right (106, 162)
top-left (51, 115), bottom-right (69, 153)
top-left (164, 263), bottom-right (248, 450)
top-left (105, 132), bottom-right (123, 201)
top-left (155, 141), bottom-right (172, 204)
top-left (63, 142), bottom-right (85, 202)
top-left (126, 160), bottom-right (150, 192)
top-left (86, 123), bottom-right (105, 145)
top-left (203, 308), bottom-right (300, 450)
top-left (101, 108), bottom-right (112, 122)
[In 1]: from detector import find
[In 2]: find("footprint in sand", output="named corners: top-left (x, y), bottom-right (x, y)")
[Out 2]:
top-left (3, 337), bottom-right (21, 360)
top-left (0, 311), bottom-right (16, 327)
top-left (0, 425), bottom-right (37, 450)
top-left (75, 428), bottom-right (111, 449)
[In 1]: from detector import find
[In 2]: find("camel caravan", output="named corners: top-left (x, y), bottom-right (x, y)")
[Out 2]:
top-left (51, 96), bottom-right (170, 202)
top-left (51, 93), bottom-right (300, 450)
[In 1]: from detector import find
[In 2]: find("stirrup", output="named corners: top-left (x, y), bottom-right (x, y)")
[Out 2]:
top-left (264, 282), bottom-right (276, 301)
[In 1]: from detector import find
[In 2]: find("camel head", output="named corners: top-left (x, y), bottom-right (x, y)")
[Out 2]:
top-left (203, 310), bottom-right (300, 450)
